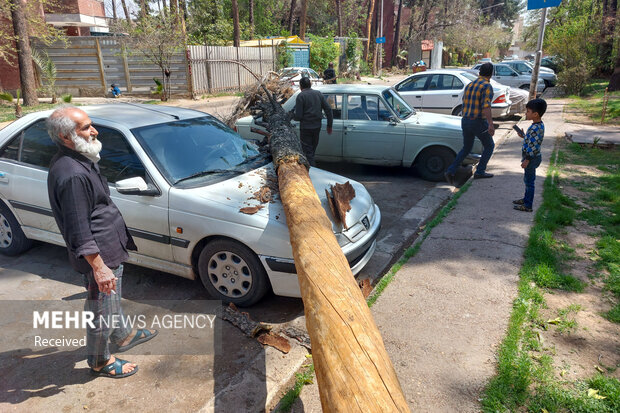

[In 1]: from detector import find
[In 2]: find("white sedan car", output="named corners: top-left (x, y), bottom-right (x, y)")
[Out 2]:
top-left (0, 104), bottom-right (380, 306)
top-left (393, 69), bottom-right (512, 118)
top-left (279, 67), bottom-right (324, 89)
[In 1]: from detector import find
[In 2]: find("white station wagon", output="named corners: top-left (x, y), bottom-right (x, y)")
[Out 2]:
top-left (0, 104), bottom-right (380, 306)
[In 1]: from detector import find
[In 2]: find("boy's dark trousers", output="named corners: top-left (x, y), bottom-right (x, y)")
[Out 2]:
top-left (523, 154), bottom-right (542, 209)
top-left (300, 128), bottom-right (321, 166)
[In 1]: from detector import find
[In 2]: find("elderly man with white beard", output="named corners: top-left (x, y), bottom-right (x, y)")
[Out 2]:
top-left (46, 107), bottom-right (156, 378)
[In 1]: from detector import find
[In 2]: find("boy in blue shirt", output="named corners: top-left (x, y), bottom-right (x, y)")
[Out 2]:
top-left (513, 98), bottom-right (547, 212)
top-left (110, 84), bottom-right (122, 98)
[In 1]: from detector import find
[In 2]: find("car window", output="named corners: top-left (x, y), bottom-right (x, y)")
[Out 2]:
top-left (396, 75), bottom-right (427, 92)
top-left (516, 63), bottom-right (530, 73)
top-left (495, 65), bottom-right (514, 76)
top-left (382, 89), bottom-right (413, 119)
top-left (460, 72), bottom-right (478, 82)
top-left (440, 75), bottom-right (464, 90)
top-left (20, 119), bottom-right (57, 168)
top-left (427, 75), bottom-right (440, 90)
top-left (309, 69), bottom-right (320, 80)
top-left (0, 133), bottom-right (21, 161)
top-left (347, 95), bottom-right (372, 120)
top-left (95, 126), bottom-right (146, 183)
top-left (324, 94), bottom-right (343, 120)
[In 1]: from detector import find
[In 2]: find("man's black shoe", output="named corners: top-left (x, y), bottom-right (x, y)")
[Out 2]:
top-left (474, 172), bottom-right (494, 179)
top-left (444, 171), bottom-right (455, 186)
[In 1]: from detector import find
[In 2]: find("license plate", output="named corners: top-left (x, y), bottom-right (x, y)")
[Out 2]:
top-left (361, 216), bottom-right (370, 230)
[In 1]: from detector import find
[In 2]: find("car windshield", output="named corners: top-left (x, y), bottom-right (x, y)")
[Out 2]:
top-left (131, 116), bottom-right (266, 186)
top-left (460, 72), bottom-right (478, 82)
top-left (382, 89), bottom-right (414, 119)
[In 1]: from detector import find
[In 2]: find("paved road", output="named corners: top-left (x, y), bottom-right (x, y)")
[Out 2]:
top-left (0, 100), bottom-right (518, 411)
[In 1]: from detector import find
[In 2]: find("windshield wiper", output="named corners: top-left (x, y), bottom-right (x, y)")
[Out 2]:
top-left (174, 169), bottom-right (235, 184)
top-left (235, 152), bottom-right (269, 167)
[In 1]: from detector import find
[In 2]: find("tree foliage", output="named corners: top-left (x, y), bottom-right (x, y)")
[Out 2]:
top-left (308, 34), bottom-right (340, 72)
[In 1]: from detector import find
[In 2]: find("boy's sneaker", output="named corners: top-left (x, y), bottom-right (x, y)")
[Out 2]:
top-left (444, 171), bottom-right (455, 186)
top-left (512, 199), bottom-right (525, 205)
top-left (513, 204), bottom-right (533, 212)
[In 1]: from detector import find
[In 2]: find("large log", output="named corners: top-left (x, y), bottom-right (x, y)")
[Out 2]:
top-left (254, 96), bottom-right (409, 412)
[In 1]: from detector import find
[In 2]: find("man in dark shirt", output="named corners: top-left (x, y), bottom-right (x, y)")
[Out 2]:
top-left (292, 77), bottom-right (333, 166)
top-left (444, 62), bottom-right (496, 185)
top-left (323, 62), bottom-right (337, 84)
top-left (46, 107), bottom-right (156, 378)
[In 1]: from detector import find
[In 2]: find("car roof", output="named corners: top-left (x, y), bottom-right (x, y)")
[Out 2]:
top-left (26, 104), bottom-right (207, 130)
top-left (312, 84), bottom-right (391, 94)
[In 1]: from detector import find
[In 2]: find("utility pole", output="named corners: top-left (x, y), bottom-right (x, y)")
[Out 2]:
top-left (379, 0), bottom-right (383, 76)
top-left (529, 6), bottom-right (548, 100)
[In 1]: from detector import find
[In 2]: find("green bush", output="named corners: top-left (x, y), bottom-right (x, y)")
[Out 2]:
top-left (558, 62), bottom-right (593, 95)
top-left (308, 35), bottom-right (339, 73)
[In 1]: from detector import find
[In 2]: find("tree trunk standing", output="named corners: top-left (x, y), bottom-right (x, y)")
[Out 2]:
top-left (609, 55), bottom-right (620, 91)
top-left (232, 0), bottom-right (241, 47)
top-left (139, 0), bottom-right (148, 19)
top-left (249, 0), bottom-right (255, 38)
top-left (371, 0), bottom-right (380, 74)
top-left (600, 0), bottom-right (617, 74)
top-left (161, 0), bottom-right (167, 19)
top-left (288, 0), bottom-right (297, 34)
top-left (170, 0), bottom-right (179, 25)
top-left (254, 99), bottom-right (410, 413)
top-left (10, 0), bottom-right (38, 106)
top-left (364, 0), bottom-right (376, 62)
top-left (120, 0), bottom-right (131, 22)
top-left (112, 0), bottom-right (117, 20)
top-left (335, 0), bottom-right (343, 37)
top-left (391, 0), bottom-right (403, 67)
top-left (299, 0), bottom-right (308, 40)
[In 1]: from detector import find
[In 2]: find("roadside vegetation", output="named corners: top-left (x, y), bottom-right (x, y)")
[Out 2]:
top-left (482, 139), bottom-right (620, 412)
top-left (564, 79), bottom-right (620, 126)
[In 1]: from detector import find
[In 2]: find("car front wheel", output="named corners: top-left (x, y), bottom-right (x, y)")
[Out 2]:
top-left (414, 146), bottom-right (455, 182)
top-left (452, 105), bottom-right (463, 117)
top-left (0, 203), bottom-right (33, 256)
top-left (198, 239), bottom-right (270, 307)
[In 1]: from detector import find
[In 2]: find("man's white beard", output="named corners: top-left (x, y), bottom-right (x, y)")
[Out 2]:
top-left (70, 131), bottom-right (102, 163)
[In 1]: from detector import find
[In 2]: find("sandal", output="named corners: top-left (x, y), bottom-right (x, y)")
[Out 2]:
top-left (514, 204), bottom-right (533, 212)
top-left (117, 329), bottom-right (158, 352)
top-left (90, 358), bottom-right (138, 379)
top-left (512, 199), bottom-right (525, 205)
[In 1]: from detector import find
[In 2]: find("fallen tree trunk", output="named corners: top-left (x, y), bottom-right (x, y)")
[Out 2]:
top-left (254, 96), bottom-right (409, 412)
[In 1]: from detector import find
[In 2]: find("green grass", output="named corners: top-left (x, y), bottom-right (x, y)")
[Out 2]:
top-left (0, 102), bottom-right (67, 122)
top-left (481, 143), bottom-right (620, 412)
top-left (274, 364), bottom-right (315, 412)
top-left (566, 78), bottom-right (620, 125)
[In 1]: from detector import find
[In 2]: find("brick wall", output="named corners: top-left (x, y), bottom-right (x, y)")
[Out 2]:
top-left (52, 0), bottom-right (105, 17)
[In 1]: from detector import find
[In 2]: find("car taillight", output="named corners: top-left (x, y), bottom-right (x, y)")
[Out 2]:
top-left (233, 125), bottom-right (238, 132)
top-left (493, 94), bottom-right (506, 104)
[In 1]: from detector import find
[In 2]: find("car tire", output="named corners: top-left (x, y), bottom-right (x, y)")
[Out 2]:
top-left (451, 105), bottom-right (463, 116)
top-left (197, 239), bottom-right (270, 307)
top-left (520, 84), bottom-right (530, 90)
top-left (0, 203), bottom-right (33, 256)
top-left (414, 146), bottom-right (455, 182)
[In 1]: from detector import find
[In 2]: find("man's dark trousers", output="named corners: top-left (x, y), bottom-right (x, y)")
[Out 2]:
top-left (446, 117), bottom-right (495, 175)
top-left (300, 128), bottom-right (321, 166)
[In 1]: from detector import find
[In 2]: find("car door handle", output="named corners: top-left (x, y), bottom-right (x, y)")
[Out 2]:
top-left (415, 96), bottom-right (422, 98)
top-left (345, 125), bottom-right (356, 130)
top-left (0, 172), bottom-right (8, 183)
top-left (452, 95), bottom-right (458, 97)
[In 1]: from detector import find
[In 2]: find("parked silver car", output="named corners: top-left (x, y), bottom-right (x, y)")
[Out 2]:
top-left (393, 69), bottom-right (512, 118)
top-left (279, 67), bottom-right (324, 89)
top-left (500, 60), bottom-right (557, 88)
top-left (235, 85), bottom-right (483, 181)
top-left (0, 104), bottom-right (380, 306)
top-left (472, 63), bottom-right (545, 94)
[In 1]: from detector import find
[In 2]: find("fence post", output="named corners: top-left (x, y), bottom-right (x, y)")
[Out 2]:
top-left (94, 38), bottom-right (107, 96)
top-left (258, 39), bottom-right (263, 74)
top-left (185, 47), bottom-right (194, 98)
top-left (205, 45), bottom-right (213, 95)
top-left (121, 41), bottom-right (132, 93)
top-left (236, 46), bottom-right (242, 92)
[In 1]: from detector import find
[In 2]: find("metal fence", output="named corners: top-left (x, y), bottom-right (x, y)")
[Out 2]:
top-left (33, 37), bottom-right (190, 97)
top-left (188, 45), bottom-right (276, 95)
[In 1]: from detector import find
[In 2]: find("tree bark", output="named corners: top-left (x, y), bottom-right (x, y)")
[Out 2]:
top-left (335, 0), bottom-right (343, 37)
top-left (120, 0), bottom-right (131, 22)
top-left (299, 0), bottom-right (308, 40)
top-left (391, 0), bottom-right (403, 67)
top-left (170, 0), bottom-right (179, 25)
top-left (139, 0), bottom-right (148, 19)
top-left (112, 0), bottom-right (117, 20)
top-left (10, 0), bottom-right (38, 106)
top-left (288, 0), bottom-right (297, 34)
top-left (364, 0), bottom-right (376, 62)
top-left (249, 0), bottom-right (255, 38)
top-left (609, 54), bottom-right (620, 91)
top-left (600, 0), bottom-right (617, 75)
top-left (232, 0), bottom-right (241, 47)
top-left (253, 98), bottom-right (410, 413)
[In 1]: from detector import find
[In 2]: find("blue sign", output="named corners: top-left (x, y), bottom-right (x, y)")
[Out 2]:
top-left (527, 0), bottom-right (561, 10)
top-left (376, 37), bottom-right (386, 44)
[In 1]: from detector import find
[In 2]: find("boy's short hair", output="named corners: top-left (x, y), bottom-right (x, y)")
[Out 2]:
top-left (479, 62), bottom-right (493, 77)
top-left (526, 98), bottom-right (547, 117)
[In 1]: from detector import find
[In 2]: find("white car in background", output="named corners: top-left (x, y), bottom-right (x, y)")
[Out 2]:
top-left (279, 67), bottom-right (324, 89)
top-left (393, 69), bottom-right (512, 118)
top-left (472, 63), bottom-right (546, 94)
top-left (500, 59), bottom-right (557, 88)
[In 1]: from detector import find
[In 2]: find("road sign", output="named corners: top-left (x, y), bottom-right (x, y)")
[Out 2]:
top-left (528, 0), bottom-right (561, 10)
top-left (376, 37), bottom-right (386, 44)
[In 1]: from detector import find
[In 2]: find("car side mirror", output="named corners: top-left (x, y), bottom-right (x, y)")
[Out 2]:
top-left (389, 116), bottom-right (398, 125)
top-left (116, 176), bottom-right (160, 196)
top-left (512, 72), bottom-right (518, 76)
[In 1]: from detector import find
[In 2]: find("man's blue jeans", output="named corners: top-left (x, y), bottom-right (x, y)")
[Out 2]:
top-left (446, 117), bottom-right (495, 175)
top-left (523, 155), bottom-right (542, 209)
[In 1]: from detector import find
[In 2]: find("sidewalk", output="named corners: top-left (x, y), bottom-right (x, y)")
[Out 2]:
top-left (289, 101), bottom-right (566, 412)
